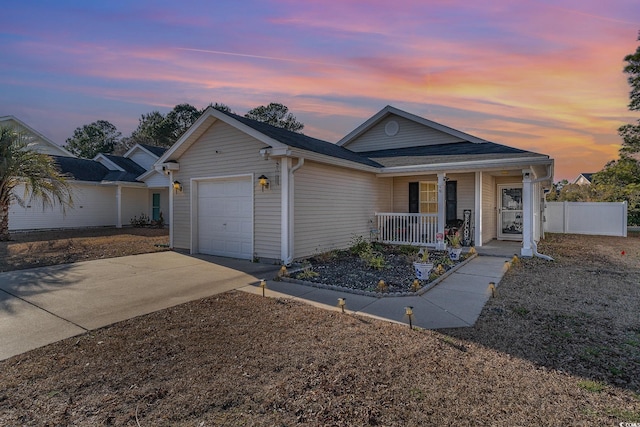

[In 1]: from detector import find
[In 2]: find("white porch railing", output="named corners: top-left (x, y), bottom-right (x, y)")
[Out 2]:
top-left (375, 213), bottom-right (439, 246)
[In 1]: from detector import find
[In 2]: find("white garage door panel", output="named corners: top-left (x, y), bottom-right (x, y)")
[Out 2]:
top-left (197, 178), bottom-right (253, 259)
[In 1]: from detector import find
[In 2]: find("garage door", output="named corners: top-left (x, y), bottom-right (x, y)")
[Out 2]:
top-left (197, 178), bottom-right (253, 259)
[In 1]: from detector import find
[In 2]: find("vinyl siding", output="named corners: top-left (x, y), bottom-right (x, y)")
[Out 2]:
top-left (172, 120), bottom-right (281, 260)
top-left (144, 171), bottom-right (170, 188)
top-left (293, 161), bottom-right (381, 258)
top-left (128, 149), bottom-right (157, 171)
top-left (9, 183), bottom-right (117, 230)
top-left (345, 115), bottom-right (464, 152)
top-left (121, 187), bottom-right (149, 225)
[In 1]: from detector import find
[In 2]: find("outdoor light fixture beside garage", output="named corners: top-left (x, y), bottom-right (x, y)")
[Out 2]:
top-left (258, 174), bottom-right (269, 191)
top-left (173, 180), bottom-right (183, 193)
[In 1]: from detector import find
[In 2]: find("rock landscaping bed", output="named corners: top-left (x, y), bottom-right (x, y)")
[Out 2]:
top-left (288, 238), bottom-right (472, 295)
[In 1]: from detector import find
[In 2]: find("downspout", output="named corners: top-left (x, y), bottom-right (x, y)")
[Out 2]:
top-left (168, 170), bottom-right (174, 249)
top-left (284, 158), bottom-right (304, 266)
top-left (528, 166), bottom-right (553, 261)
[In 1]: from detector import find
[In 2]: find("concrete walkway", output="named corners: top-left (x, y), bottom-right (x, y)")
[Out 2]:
top-left (239, 255), bottom-right (510, 330)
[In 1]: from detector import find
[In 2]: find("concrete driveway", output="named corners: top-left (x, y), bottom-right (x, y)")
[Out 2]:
top-left (0, 251), bottom-right (279, 361)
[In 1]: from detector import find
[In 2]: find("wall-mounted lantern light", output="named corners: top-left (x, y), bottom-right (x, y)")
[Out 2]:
top-left (173, 180), bottom-right (183, 193)
top-left (258, 174), bottom-right (269, 191)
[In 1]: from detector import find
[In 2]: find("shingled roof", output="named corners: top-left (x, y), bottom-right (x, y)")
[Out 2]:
top-left (103, 155), bottom-right (146, 176)
top-left (221, 111), bottom-right (383, 168)
top-left (52, 155), bottom-right (143, 183)
top-left (52, 156), bottom-right (111, 182)
top-left (358, 141), bottom-right (530, 158)
top-left (138, 144), bottom-right (168, 157)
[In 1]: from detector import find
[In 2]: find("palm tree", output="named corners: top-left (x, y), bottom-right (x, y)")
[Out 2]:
top-left (0, 126), bottom-right (73, 241)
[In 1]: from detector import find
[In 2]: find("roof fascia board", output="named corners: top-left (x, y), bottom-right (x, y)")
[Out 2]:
top-left (100, 181), bottom-right (147, 187)
top-left (285, 148), bottom-right (380, 173)
top-left (124, 144), bottom-right (160, 160)
top-left (93, 153), bottom-right (124, 171)
top-left (377, 156), bottom-right (552, 177)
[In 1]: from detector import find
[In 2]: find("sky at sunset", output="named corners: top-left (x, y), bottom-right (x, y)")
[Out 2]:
top-left (1, 0), bottom-right (639, 180)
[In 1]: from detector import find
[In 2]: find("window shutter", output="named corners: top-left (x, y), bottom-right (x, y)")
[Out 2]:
top-left (446, 181), bottom-right (457, 222)
top-left (409, 182), bottom-right (419, 213)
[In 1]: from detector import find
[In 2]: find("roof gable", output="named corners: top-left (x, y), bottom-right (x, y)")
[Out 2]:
top-left (337, 106), bottom-right (489, 152)
top-left (0, 116), bottom-right (75, 157)
top-left (221, 112), bottom-right (382, 168)
top-left (158, 107), bottom-right (382, 169)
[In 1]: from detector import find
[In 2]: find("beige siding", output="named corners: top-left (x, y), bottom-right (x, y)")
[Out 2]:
top-left (9, 183), bottom-right (117, 230)
top-left (121, 187), bottom-right (149, 225)
top-left (128, 149), bottom-right (156, 170)
top-left (345, 115), bottom-right (464, 152)
top-left (293, 161), bottom-right (381, 258)
top-left (172, 120), bottom-right (281, 260)
top-left (482, 173), bottom-right (497, 242)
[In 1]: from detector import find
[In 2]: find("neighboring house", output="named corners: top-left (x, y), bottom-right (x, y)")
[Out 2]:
top-left (573, 173), bottom-right (594, 185)
top-left (3, 116), bottom-right (170, 231)
top-left (156, 105), bottom-right (553, 262)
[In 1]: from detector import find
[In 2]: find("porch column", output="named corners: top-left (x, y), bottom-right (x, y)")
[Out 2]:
top-left (521, 170), bottom-right (533, 257)
top-left (437, 173), bottom-right (446, 238)
top-left (168, 171), bottom-right (174, 249)
top-left (116, 185), bottom-right (122, 228)
top-left (280, 158), bottom-right (291, 263)
top-left (474, 171), bottom-right (482, 247)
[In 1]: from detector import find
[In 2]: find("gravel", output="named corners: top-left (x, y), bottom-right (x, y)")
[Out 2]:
top-left (290, 244), bottom-right (464, 293)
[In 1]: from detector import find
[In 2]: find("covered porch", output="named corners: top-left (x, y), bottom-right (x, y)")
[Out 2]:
top-left (374, 212), bottom-right (469, 247)
top-left (373, 163), bottom-right (551, 256)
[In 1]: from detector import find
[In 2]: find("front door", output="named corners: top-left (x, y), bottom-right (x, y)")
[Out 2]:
top-left (498, 185), bottom-right (523, 240)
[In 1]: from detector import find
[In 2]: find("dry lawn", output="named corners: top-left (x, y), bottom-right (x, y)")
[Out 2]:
top-left (0, 231), bottom-right (639, 426)
top-left (0, 227), bottom-right (169, 272)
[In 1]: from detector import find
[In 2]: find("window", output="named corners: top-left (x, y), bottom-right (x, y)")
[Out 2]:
top-left (419, 182), bottom-right (438, 213)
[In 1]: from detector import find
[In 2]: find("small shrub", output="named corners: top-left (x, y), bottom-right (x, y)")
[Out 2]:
top-left (151, 212), bottom-right (165, 229)
top-left (297, 269), bottom-right (320, 280)
top-left (399, 245), bottom-right (419, 256)
top-left (365, 253), bottom-right (386, 270)
top-left (349, 235), bottom-right (370, 256)
top-left (130, 213), bottom-right (150, 228)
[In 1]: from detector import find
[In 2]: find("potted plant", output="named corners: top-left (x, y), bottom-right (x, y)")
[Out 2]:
top-left (447, 232), bottom-right (463, 261)
top-left (412, 247), bottom-right (433, 280)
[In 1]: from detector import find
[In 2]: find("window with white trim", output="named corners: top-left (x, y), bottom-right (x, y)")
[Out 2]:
top-left (419, 182), bottom-right (438, 213)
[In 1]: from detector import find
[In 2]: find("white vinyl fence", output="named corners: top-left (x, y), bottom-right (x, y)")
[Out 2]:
top-left (544, 201), bottom-right (627, 237)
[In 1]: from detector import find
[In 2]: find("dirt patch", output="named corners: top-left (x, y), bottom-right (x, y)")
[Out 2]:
top-left (0, 227), bottom-right (169, 272)
top-left (0, 232), bottom-right (639, 425)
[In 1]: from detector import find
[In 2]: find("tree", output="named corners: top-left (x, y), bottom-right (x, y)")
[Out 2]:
top-left (619, 32), bottom-right (640, 154)
top-left (207, 102), bottom-right (232, 113)
top-left (592, 157), bottom-right (640, 224)
top-left (245, 103), bottom-right (304, 132)
top-left (0, 127), bottom-right (73, 241)
top-left (65, 120), bottom-right (121, 158)
top-left (129, 111), bottom-right (170, 147)
top-left (119, 103), bottom-right (205, 152)
top-left (165, 103), bottom-right (203, 142)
